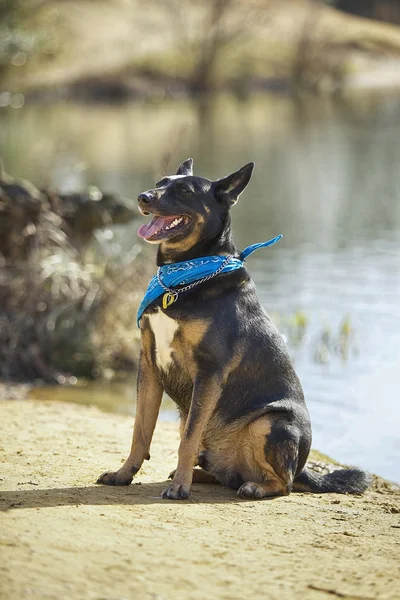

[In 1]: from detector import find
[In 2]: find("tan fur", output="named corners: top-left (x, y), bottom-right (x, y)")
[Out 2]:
top-left (127, 321), bottom-right (164, 463)
top-left (162, 216), bottom-right (205, 259)
top-left (170, 319), bottom-right (210, 380)
top-left (202, 414), bottom-right (287, 490)
top-left (97, 319), bottom-right (164, 486)
top-left (191, 468), bottom-right (218, 484)
top-left (222, 346), bottom-right (244, 385)
top-left (178, 319), bottom-right (210, 346)
top-left (169, 467), bottom-right (218, 484)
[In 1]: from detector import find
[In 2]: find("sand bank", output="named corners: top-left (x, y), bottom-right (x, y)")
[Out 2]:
top-left (0, 400), bottom-right (399, 600)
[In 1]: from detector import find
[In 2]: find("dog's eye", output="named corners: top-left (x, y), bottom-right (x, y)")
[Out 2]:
top-left (178, 184), bottom-right (191, 195)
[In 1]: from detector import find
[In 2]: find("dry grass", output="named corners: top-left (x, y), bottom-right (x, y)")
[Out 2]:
top-left (0, 249), bottom-right (150, 382)
top-left (0, 172), bottom-right (151, 383)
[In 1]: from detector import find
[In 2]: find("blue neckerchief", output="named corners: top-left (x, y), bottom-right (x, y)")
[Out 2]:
top-left (137, 234), bottom-right (282, 327)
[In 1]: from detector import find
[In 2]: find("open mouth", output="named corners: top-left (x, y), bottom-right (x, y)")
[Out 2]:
top-left (138, 214), bottom-right (190, 242)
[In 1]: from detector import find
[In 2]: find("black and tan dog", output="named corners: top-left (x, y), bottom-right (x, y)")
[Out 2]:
top-left (97, 159), bottom-right (369, 500)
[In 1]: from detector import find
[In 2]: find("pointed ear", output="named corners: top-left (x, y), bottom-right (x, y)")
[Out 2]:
top-left (213, 162), bottom-right (254, 205)
top-left (176, 158), bottom-right (193, 176)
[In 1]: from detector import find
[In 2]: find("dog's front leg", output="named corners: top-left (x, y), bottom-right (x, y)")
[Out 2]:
top-left (162, 373), bottom-right (222, 499)
top-left (97, 347), bottom-right (163, 486)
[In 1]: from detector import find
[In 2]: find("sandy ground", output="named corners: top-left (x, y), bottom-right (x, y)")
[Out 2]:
top-left (0, 400), bottom-right (399, 600)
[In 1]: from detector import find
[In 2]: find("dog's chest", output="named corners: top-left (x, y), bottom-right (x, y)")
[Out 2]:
top-left (147, 309), bottom-right (179, 372)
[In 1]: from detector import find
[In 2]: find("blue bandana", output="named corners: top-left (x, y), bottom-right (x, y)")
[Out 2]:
top-left (137, 234), bottom-right (282, 327)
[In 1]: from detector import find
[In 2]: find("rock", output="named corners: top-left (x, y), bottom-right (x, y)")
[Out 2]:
top-left (0, 163), bottom-right (137, 260)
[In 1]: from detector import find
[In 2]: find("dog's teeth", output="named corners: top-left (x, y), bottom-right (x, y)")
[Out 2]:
top-left (165, 217), bottom-right (184, 231)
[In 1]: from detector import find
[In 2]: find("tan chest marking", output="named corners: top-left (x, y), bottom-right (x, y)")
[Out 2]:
top-left (148, 309), bottom-right (179, 372)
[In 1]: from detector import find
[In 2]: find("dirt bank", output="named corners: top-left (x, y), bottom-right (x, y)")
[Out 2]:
top-left (0, 400), bottom-right (399, 600)
top-left (6, 1), bottom-right (400, 98)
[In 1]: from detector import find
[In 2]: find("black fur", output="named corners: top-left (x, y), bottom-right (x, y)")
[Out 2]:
top-left (137, 160), bottom-right (370, 497)
top-left (98, 159), bottom-right (370, 499)
top-left (293, 468), bottom-right (371, 494)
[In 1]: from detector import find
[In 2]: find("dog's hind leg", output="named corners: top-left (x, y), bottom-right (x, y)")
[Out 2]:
top-left (236, 417), bottom-right (302, 499)
top-left (203, 415), bottom-right (302, 499)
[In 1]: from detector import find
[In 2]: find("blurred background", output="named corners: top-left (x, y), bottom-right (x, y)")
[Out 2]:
top-left (0, 0), bottom-right (399, 482)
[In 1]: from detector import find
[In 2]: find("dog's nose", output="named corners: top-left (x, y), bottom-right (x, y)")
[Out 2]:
top-left (138, 192), bottom-right (152, 205)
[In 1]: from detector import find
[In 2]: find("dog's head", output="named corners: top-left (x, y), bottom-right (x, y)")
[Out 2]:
top-left (137, 159), bottom-right (254, 256)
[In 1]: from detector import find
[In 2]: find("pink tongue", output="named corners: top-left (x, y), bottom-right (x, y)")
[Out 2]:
top-left (138, 216), bottom-right (176, 240)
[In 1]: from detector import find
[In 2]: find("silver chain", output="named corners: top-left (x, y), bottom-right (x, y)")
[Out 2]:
top-left (156, 254), bottom-right (234, 298)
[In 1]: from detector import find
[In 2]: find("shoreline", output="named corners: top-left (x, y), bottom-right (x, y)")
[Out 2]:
top-left (1, 399), bottom-right (399, 600)
top-left (2, 383), bottom-right (397, 483)
top-left (4, 72), bottom-right (400, 107)
top-left (4, 1), bottom-right (400, 104)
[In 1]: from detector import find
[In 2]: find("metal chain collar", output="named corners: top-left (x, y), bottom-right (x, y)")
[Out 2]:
top-left (156, 253), bottom-right (234, 305)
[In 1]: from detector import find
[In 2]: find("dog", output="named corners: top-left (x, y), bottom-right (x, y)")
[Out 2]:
top-left (97, 159), bottom-right (369, 499)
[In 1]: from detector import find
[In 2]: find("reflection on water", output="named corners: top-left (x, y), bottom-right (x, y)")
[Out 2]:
top-left (2, 93), bottom-right (400, 482)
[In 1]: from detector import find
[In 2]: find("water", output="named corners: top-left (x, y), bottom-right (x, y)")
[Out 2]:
top-left (1, 93), bottom-right (400, 482)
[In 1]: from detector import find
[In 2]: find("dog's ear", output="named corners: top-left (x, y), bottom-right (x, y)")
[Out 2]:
top-left (213, 162), bottom-right (254, 206)
top-left (176, 158), bottom-right (193, 176)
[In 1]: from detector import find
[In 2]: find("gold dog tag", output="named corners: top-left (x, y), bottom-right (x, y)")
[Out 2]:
top-left (162, 292), bottom-right (178, 309)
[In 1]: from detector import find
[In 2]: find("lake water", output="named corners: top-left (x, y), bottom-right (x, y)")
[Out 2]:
top-left (1, 93), bottom-right (400, 482)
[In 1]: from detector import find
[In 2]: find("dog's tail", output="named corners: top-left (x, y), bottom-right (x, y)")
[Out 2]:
top-left (293, 467), bottom-right (370, 494)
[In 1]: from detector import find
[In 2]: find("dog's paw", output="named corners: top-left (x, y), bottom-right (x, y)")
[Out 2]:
top-left (96, 469), bottom-right (134, 486)
top-left (161, 482), bottom-right (191, 500)
top-left (237, 481), bottom-right (266, 499)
